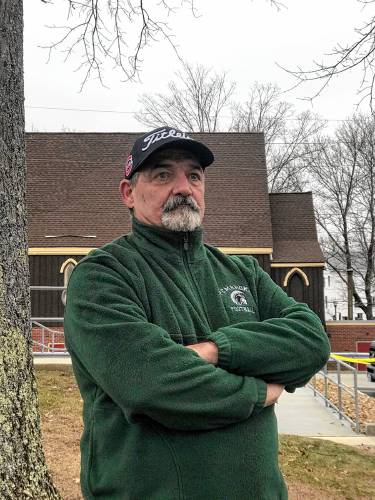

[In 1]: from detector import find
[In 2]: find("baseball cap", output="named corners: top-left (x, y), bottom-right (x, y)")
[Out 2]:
top-left (124, 126), bottom-right (214, 179)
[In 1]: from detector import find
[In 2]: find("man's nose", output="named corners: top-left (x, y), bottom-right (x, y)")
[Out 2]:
top-left (172, 173), bottom-right (193, 196)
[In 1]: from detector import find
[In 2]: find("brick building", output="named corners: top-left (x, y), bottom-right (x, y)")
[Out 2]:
top-left (326, 321), bottom-right (375, 352)
top-left (26, 132), bottom-right (325, 341)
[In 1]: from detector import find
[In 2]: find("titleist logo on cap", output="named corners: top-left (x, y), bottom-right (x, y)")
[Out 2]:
top-left (142, 128), bottom-right (192, 151)
top-left (124, 125), bottom-right (214, 178)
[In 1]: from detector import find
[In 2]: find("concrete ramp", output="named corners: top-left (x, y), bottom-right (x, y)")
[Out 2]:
top-left (275, 386), bottom-right (357, 437)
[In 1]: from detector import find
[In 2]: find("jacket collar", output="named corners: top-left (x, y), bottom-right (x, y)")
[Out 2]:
top-left (129, 217), bottom-right (206, 262)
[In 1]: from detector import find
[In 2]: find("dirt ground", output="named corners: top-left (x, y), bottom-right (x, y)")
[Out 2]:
top-left (42, 416), bottom-right (83, 500)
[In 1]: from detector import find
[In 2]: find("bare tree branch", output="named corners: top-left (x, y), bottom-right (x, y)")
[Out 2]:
top-left (283, 0), bottom-right (375, 110)
top-left (135, 61), bottom-right (235, 131)
top-left (231, 83), bottom-right (325, 192)
top-left (309, 114), bottom-right (375, 318)
top-left (40, 0), bottom-right (196, 88)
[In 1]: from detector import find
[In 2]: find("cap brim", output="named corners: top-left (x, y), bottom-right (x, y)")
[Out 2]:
top-left (159, 138), bottom-right (214, 167)
top-left (140, 138), bottom-right (214, 170)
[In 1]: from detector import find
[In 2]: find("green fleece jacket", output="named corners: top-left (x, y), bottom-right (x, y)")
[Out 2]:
top-left (64, 218), bottom-right (330, 500)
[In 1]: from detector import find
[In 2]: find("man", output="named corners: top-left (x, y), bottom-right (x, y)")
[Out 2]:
top-left (64, 126), bottom-right (330, 500)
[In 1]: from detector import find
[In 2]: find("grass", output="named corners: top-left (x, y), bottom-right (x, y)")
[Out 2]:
top-left (36, 365), bottom-right (82, 418)
top-left (279, 435), bottom-right (375, 499)
top-left (36, 366), bottom-right (375, 500)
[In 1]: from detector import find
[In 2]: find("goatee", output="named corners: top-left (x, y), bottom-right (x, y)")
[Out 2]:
top-left (161, 195), bottom-right (202, 232)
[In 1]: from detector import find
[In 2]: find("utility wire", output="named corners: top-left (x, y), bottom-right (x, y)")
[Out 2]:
top-left (25, 105), bottom-right (350, 122)
top-left (26, 105), bottom-right (136, 114)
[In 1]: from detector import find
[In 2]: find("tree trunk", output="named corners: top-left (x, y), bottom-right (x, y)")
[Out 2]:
top-left (0, 2), bottom-right (60, 498)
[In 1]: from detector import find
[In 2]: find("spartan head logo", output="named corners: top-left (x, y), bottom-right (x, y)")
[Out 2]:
top-left (230, 290), bottom-right (248, 305)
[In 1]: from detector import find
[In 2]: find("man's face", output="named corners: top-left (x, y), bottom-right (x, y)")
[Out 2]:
top-left (120, 155), bottom-right (205, 231)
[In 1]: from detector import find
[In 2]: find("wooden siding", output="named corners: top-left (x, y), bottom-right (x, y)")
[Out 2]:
top-left (253, 254), bottom-right (271, 274)
top-left (271, 266), bottom-right (325, 322)
top-left (29, 255), bottom-right (83, 320)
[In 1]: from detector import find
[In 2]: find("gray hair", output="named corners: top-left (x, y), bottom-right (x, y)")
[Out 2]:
top-left (129, 172), bottom-right (139, 187)
top-left (127, 173), bottom-right (139, 216)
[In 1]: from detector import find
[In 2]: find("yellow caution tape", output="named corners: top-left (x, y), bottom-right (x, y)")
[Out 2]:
top-left (331, 354), bottom-right (375, 365)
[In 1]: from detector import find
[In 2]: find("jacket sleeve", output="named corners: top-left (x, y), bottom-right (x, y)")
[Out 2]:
top-left (64, 253), bottom-right (267, 431)
top-left (207, 257), bottom-right (330, 391)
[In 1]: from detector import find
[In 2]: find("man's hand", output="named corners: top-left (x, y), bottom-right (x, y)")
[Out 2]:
top-left (264, 384), bottom-right (284, 407)
top-left (186, 343), bottom-right (283, 406)
top-left (186, 341), bottom-right (218, 365)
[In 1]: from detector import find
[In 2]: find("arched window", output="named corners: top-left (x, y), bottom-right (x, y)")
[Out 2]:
top-left (60, 258), bottom-right (77, 305)
top-left (288, 273), bottom-right (304, 302)
top-left (283, 267), bottom-right (310, 287)
top-left (282, 267), bottom-right (309, 303)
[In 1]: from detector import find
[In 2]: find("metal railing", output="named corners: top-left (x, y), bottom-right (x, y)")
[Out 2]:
top-left (309, 355), bottom-right (361, 433)
top-left (30, 286), bottom-right (66, 291)
top-left (31, 318), bottom-right (67, 356)
top-left (30, 285), bottom-right (67, 356)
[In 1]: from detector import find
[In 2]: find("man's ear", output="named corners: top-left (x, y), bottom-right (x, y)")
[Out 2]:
top-left (119, 179), bottom-right (135, 209)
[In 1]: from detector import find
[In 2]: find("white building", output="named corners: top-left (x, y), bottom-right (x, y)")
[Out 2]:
top-left (324, 268), bottom-right (366, 320)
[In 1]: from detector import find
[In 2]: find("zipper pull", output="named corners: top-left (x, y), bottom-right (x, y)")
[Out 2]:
top-left (183, 233), bottom-right (189, 251)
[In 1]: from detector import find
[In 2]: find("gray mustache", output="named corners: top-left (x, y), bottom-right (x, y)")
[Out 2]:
top-left (162, 195), bottom-right (199, 213)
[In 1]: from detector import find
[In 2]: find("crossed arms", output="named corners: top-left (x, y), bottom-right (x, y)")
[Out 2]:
top-left (186, 341), bottom-right (284, 407)
top-left (64, 252), bottom-right (330, 432)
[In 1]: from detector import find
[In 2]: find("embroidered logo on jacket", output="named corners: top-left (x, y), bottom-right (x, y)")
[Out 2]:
top-left (218, 284), bottom-right (255, 313)
top-left (230, 290), bottom-right (247, 305)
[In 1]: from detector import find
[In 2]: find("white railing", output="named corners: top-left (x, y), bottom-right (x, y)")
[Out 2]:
top-left (30, 285), bottom-right (67, 356)
top-left (31, 318), bottom-right (67, 356)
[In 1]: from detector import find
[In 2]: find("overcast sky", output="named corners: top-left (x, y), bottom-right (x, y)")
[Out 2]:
top-left (24, 0), bottom-right (371, 133)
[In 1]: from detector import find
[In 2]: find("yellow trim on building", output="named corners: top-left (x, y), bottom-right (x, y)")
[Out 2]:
top-left (29, 247), bottom-right (273, 256)
top-left (218, 247), bottom-right (273, 255)
top-left (59, 258), bottom-right (78, 273)
top-left (29, 248), bottom-right (95, 255)
top-left (283, 267), bottom-right (310, 287)
top-left (271, 262), bottom-right (325, 268)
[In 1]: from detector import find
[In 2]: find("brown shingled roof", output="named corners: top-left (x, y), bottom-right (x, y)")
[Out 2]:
top-left (269, 192), bottom-right (325, 263)
top-left (26, 132), bottom-right (273, 249)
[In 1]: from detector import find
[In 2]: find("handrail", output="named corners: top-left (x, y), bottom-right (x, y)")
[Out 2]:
top-left (32, 317), bottom-right (66, 354)
top-left (31, 317), bottom-right (64, 322)
top-left (309, 355), bottom-right (361, 433)
top-left (32, 339), bottom-right (67, 352)
top-left (32, 320), bottom-right (63, 333)
top-left (30, 286), bottom-right (66, 290)
top-left (30, 286), bottom-right (67, 354)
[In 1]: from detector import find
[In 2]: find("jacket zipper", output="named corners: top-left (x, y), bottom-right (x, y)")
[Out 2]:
top-left (182, 233), bottom-right (212, 331)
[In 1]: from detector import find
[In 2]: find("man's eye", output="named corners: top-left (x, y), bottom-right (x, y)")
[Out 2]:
top-left (157, 171), bottom-right (170, 180)
top-left (190, 172), bottom-right (201, 181)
